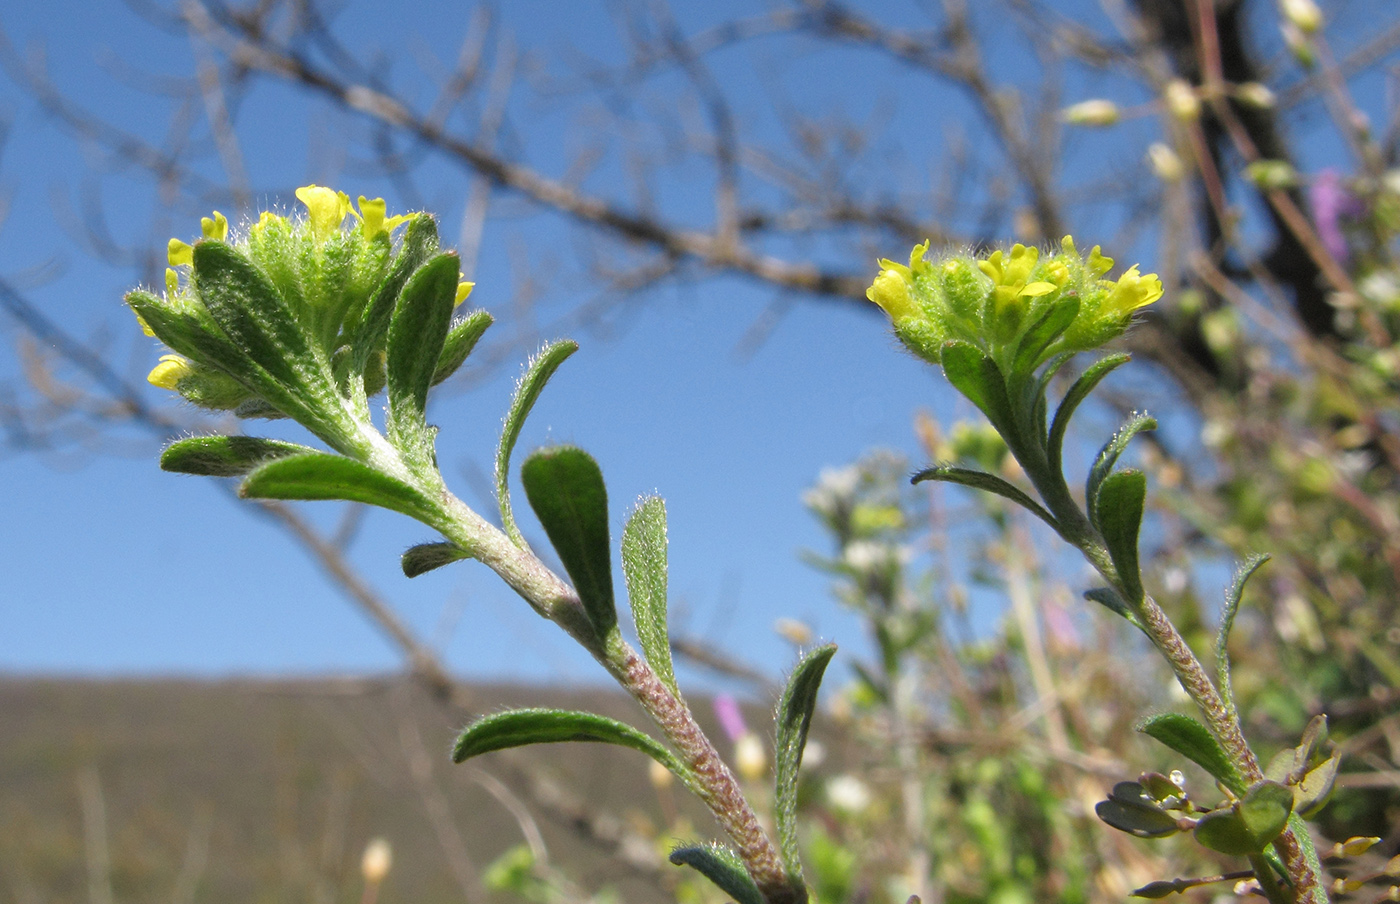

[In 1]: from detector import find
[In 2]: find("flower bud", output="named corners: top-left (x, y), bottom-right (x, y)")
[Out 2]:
top-left (1163, 79), bottom-right (1200, 122)
top-left (1245, 159), bottom-right (1300, 191)
top-left (1147, 143), bottom-right (1185, 182)
top-left (1279, 0), bottom-right (1322, 34)
top-left (361, 838), bottom-right (392, 884)
top-left (1235, 82), bottom-right (1276, 109)
top-left (1060, 99), bottom-right (1119, 126)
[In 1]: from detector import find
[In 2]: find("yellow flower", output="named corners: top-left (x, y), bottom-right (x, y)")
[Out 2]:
top-left (356, 196), bottom-right (411, 240)
top-left (1102, 265), bottom-right (1163, 315)
top-left (866, 241), bottom-right (928, 321)
top-left (295, 184), bottom-right (353, 243)
top-left (147, 354), bottom-right (193, 390)
top-left (978, 244), bottom-right (1057, 307)
top-left (201, 211), bottom-right (228, 241)
top-left (455, 280), bottom-right (475, 306)
top-left (167, 238), bottom-right (193, 267)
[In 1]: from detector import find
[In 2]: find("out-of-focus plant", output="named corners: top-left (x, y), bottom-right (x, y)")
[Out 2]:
top-left (127, 187), bottom-right (835, 904)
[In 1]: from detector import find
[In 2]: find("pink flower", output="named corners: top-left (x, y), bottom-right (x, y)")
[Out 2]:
top-left (713, 694), bottom-right (748, 743)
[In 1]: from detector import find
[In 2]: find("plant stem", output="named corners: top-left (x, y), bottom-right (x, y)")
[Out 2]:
top-left (431, 483), bottom-right (800, 904)
top-left (1011, 399), bottom-right (1327, 904)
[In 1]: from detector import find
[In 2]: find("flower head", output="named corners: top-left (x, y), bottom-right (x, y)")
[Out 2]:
top-left (126, 186), bottom-right (484, 453)
top-left (867, 236), bottom-right (1161, 374)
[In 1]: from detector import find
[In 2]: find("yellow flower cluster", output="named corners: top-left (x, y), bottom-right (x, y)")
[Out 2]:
top-left (867, 236), bottom-right (1162, 374)
top-left (145, 185), bottom-right (472, 391)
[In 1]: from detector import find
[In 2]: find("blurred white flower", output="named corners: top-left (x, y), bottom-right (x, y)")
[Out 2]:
top-left (826, 774), bottom-right (873, 814)
top-left (361, 838), bottom-right (392, 884)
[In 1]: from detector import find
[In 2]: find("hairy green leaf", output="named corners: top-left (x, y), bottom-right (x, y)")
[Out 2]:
top-left (401, 542), bottom-right (471, 578)
top-left (385, 252), bottom-right (460, 456)
top-left (496, 340), bottom-right (579, 546)
top-left (1047, 353), bottom-right (1130, 475)
top-left (1012, 295), bottom-right (1080, 377)
top-left (192, 240), bottom-right (320, 394)
top-left (668, 843), bottom-right (764, 904)
top-left (774, 643), bottom-right (837, 879)
top-left (1094, 468), bottom-right (1146, 603)
top-left (622, 496), bottom-right (676, 696)
top-left (520, 445), bottom-right (616, 640)
top-left (912, 465), bottom-right (1058, 533)
top-left (160, 435), bottom-right (315, 477)
top-left (240, 452), bottom-right (441, 525)
top-left (1139, 712), bottom-right (1247, 795)
top-left (351, 214), bottom-right (440, 373)
top-left (940, 342), bottom-right (1017, 439)
top-left (1086, 412), bottom-right (1157, 509)
top-left (431, 309), bottom-right (493, 386)
top-left (452, 708), bottom-right (697, 793)
top-left (1083, 587), bottom-right (1144, 630)
top-left (1216, 554), bottom-right (1270, 719)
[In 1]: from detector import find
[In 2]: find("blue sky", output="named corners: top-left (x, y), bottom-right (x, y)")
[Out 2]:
top-left (0, 0), bottom-right (1392, 692)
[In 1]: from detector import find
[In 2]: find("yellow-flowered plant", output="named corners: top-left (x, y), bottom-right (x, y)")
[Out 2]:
top-left (867, 237), bottom-right (1161, 377)
top-left (128, 186), bottom-right (481, 455)
top-left (128, 187), bottom-right (834, 904)
top-left (867, 238), bottom-right (1335, 904)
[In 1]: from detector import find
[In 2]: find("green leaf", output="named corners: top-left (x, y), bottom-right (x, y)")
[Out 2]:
top-left (1012, 295), bottom-right (1080, 377)
top-left (520, 445), bottom-right (617, 640)
top-left (1216, 554), bottom-right (1270, 719)
top-left (941, 342), bottom-right (1017, 439)
top-left (160, 435), bottom-right (315, 477)
top-left (1094, 468), bottom-right (1146, 603)
top-left (1084, 587), bottom-right (1144, 630)
top-left (192, 241), bottom-right (324, 397)
top-left (1139, 712), bottom-right (1247, 795)
top-left (401, 542), bottom-right (471, 578)
top-left (351, 214), bottom-right (440, 373)
top-left (385, 252), bottom-right (460, 455)
top-left (774, 643), bottom-right (837, 879)
top-left (622, 497), bottom-right (677, 697)
top-left (452, 708), bottom-right (698, 793)
top-left (1095, 783), bottom-right (1181, 838)
top-left (912, 465), bottom-right (1059, 534)
top-left (134, 281), bottom-right (338, 443)
top-left (668, 843), bottom-right (764, 904)
top-left (240, 452), bottom-right (442, 526)
top-left (1294, 754), bottom-right (1339, 818)
top-left (1131, 880), bottom-right (1185, 898)
top-left (496, 340), bottom-right (579, 547)
top-left (1193, 781), bottom-right (1293, 855)
top-left (1047, 353), bottom-right (1130, 475)
top-left (1086, 412), bottom-right (1157, 510)
top-left (431, 309), bottom-right (493, 386)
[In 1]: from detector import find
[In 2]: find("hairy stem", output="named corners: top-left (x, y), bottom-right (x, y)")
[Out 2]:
top-left (429, 480), bottom-right (799, 904)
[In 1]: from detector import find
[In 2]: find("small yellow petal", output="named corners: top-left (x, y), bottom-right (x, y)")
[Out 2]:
top-left (455, 281), bottom-right (475, 306)
top-left (147, 354), bottom-right (192, 390)
top-left (135, 311), bottom-right (156, 338)
top-left (167, 239), bottom-right (193, 267)
top-left (164, 268), bottom-right (179, 298)
top-left (358, 196), bottom-right (387, 238)
top-left (867, 267), bottom-right (918, 321)
top-left (201, 211), bottom-right (228, 241)
top-left (1087, 245), bottom-right (1114, 278)
top-left (1020, 281), bottom-right (1058, 297)
top-left (295, 184), bottom-right (349, 243)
